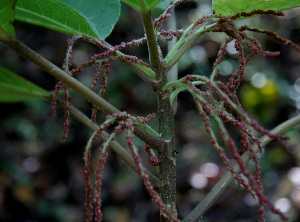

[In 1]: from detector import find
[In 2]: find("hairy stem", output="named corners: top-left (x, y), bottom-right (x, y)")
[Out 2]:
top-left (182, 114), bottom-right (300, 222)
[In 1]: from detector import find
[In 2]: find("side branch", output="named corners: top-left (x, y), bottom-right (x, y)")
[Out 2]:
top-left (3, 38), bottom-right (165, 151)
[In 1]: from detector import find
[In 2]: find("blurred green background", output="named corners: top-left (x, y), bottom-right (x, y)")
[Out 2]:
top-left (1, 1), bottom-right (300, 221)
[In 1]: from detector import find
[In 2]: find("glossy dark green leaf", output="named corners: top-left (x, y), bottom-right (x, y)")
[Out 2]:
top-left (213, 0), bottom-right (300, 17)
top-left (59, 0), bottom-right (120, 39)
top-left (0, 67), bottom-right (51, 103)
top-left (0, 0), bottom-right (17, 40)
top-left (15, 0), bottom-right (98, 38)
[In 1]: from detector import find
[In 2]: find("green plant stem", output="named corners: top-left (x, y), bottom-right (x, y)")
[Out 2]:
top-left (157, 80), bottom-right (176, 222)
top-left (165, 21), bottom-right (216, 71)
top-left (167, 9), bottom-right (179, 115)
top-left (133, 121), bottom-right (161, 138)
top-left (182, 114), bottom-right (300, 222)
top-left (167, 9), bottom-right (178, 83)
top-left (83, 117), bottom-right (117, 163)
top-left (3, 37), bottom-right (165, 151)
top-left (56, 98), bottom-right (160, 187)
top-left (164, 76), bottom-right (252, 123)
top-left (155, 47), bottom-right (176, 222)
top-left (122, 61), bottom-right (156, 82)
top-left (139, 6), bottom-right (177, 221)
top-left (139, 9), bottom-right (162, 73)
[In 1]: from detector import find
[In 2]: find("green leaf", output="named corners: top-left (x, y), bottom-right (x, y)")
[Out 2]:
top-left (121, 0), bottom-right (164, 12)
top-left (0, 67), bottom-right (51, 103)
top-left (213, 0), bottom-right (300, 17)
top-left (0, 0), bottom-right (17, 41)
top-left (155, 0), bottom-right (172, 10)
top-left (59, 0), bottom-right (120, 39)
top-left (15, 0), bottom-right (99, 38)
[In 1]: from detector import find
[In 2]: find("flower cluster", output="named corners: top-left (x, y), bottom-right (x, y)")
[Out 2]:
top-left (181, 75), bottom-right (288, 221)
top-left (52, 33), bottom-right (150, 140)
top-left (210, 10), bottom-right (299, 93)
top-left (82, 112), bottom-right (178, 222)
top-left (161, 8), bottom-right (300, 221)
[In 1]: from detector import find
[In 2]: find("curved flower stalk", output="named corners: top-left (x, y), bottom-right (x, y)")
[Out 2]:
top-left (83, 112), bottom-right (179, 222)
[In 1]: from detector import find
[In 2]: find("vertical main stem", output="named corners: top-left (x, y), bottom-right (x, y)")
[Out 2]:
top-left (140, 10), bottom-right (162, 71)
top-left (140, 9), bottom-right (176, 221)
top-left (158, 9), bottom-right (177, 221)
top-left (157, 82), bottom-right (176, 222)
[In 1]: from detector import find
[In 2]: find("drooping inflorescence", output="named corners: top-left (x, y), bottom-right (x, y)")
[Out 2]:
top-left (210, 10), bottom-right (285, 93)
top-left (161, 8), bottom-right (300, 221)
top-left (82, 112), bottom-right (179, 222)
top-left (52, 33), bottom-right (150, 140)
top-left (51, 18), bottom-right (179, 221)
top-left (168, 72), bottom-right (289, 221)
